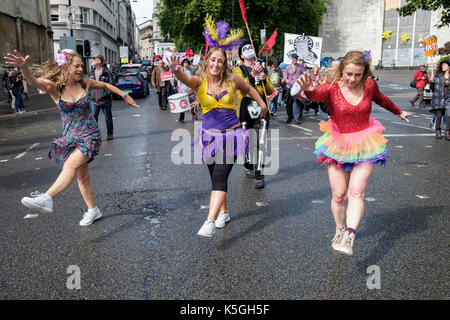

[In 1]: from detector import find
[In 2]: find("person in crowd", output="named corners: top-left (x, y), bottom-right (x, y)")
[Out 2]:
top-left (268, 61), bottom-right (283, 117)
top-left (429, 60), bottom-right (450, 140)
top-left (89, 54), bottom-right (114, 140)
top-left (410, 63), bottom-right (430, 108)
top-left (299, 50), bottom-right (411, 255)
top-left (233, 39), bottom-right (274, 189)
top-left (12, 72), bottom-right (25, 113)
top-left (282, 53), bottom-right (305, 124)
top-left (177, 58), bottom-right (198, 122)
top-left (151, 59), bottom-right (171, 111)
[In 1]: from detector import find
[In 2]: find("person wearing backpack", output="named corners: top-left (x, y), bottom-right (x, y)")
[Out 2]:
top-left (410, 63), bottom-right (429, 108)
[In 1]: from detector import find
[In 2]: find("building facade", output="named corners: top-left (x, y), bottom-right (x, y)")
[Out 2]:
top-left (50, 0), bottom-right (137, 70)
top-left (0, 0), bottom-right (54, 100)
top-left (0, 0), bottom-right (54, 66)
top-left (139, 19), bottom-right (153, 61)
top-left (318, 0), bottom-right (450, 67)
top-left (151, 0), bottom-right (175, 57)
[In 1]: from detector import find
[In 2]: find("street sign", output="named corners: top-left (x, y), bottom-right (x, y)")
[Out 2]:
top-left (59, 36), bottom-right (76, 51)
top-left (121, 57), bottom-right (129, 64)
top-left (424, 36), bottom-right (438, 57)
top-left (119, 46), bottom-right (128, 59)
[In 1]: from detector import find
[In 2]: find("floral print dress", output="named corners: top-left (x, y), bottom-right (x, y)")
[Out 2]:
top-left (49, 90), bottom-right (102, 168)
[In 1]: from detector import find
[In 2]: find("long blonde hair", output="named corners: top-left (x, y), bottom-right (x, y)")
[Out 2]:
top-left (330, 51), bottom-right (372, 87)
top-left (35, 51), bottom-right (87, 93)
top-left (199, 47), bottom-right (235, 93)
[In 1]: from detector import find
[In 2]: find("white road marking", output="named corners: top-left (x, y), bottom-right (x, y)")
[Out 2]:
top-left (365, 197), bottom-right (376, 202)
top-left (392, 121), bottom-right (431, 131)
top-left (24, 214), bottom-right (39, 219)
top-left (288, 124), bottom-right (313, 132)
top-left (104, 154), bottom-right (112, 156)
top-left (312, 200), bottom-right (324, 204)
top-left (0, 160), bottom-right (8, 163)
top-left (416, 195), bottom-right (430, 199)
top-left (14, 143), bottom-right (40, 159)
top-left (384, 133), bottom-right (434, 137)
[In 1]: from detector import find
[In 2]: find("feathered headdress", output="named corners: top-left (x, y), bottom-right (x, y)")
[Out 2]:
top-left (202, 14), bottom-right (244, 51)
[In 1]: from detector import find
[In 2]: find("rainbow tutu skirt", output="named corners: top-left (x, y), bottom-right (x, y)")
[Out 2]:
top-left (314, 117), bottom-right (389, 172)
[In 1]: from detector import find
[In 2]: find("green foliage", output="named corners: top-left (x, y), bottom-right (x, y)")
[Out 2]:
top-left (397, 0), bottom-right (450, 28)
top-left (158, 0), bottom-right (330, 59)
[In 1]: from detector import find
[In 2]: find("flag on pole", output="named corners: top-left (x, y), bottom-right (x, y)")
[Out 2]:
top-left (238, 0), bottom-right (247, 24)
top-left (205, 41), bottom-right (209, 56)
top-left (185, 46), bottom-right (194, 57)
top-left (259, 28), bottom-right (278, 54)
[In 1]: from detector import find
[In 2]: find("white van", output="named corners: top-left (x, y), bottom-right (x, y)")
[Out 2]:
top-left (120, 64), bottom-right (148, 81)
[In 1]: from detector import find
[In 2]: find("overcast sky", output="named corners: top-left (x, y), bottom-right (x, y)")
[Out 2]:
top-left (130, 0), bottom-right (154, 26)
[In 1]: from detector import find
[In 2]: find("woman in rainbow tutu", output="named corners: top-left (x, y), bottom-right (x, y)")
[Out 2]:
top-left (299, 51), bottom-right (411, 255)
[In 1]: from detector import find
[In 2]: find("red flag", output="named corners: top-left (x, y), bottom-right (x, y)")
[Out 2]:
top-left (259, 28), bottom-right (278, 54)
top-left (185, 46), bottom-right (194, 57)
top-left (239, 0), bottom-right (247, 24)
top-left (205, 41), bottom-right (209, 56)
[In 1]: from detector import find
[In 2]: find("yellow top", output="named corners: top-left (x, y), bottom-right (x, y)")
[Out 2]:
top-left (195, 77), bottom-right (236, 114)
top-left (232, 65), bottom-right (274, 117)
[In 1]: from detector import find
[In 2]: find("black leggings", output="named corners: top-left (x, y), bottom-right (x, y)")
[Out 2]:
top-left (207, 153), bottom-right (237, 192)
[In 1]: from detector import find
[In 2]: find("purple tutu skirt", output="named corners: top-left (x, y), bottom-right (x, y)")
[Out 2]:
top-left (193, 127), bottom-right (249, 163)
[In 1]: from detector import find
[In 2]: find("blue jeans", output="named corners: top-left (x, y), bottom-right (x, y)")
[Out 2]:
top-left (14, 92), bottom-right (24, 112)
top-left (293, 98), bottom-right (304, 120)
top-left (269, 92), bottom-right (279, 114)
top-left (91, 103), bottom-right (113, 136)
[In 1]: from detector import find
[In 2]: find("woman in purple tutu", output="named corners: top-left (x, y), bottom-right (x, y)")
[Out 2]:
top-left (169, 42), bottom-right (267, 237)
top-left (4, 49), bottom-right (139, 226)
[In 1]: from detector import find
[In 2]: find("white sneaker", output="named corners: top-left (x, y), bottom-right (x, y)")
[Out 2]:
top-left (79, 207), bottom-right (102, 226)
top-left (215, 211), bottom-right (230, 228)
top-left (334, 231), bottom-right (355, 255)
top-left (197, 220), bottom-right (216, 237)
top-left (331, 227), bottom-right (346, 251)
top-left (21, 191), bottom-right (53, 213)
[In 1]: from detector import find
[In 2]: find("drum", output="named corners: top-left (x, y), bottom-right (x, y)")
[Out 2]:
top-left (168, 93), bottom-right (190, 113)
top-left (289, 77), bottom-right (307, 102)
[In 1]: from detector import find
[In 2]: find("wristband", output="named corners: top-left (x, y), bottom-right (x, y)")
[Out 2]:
top-left (123, 92), bottom-right (128, 99)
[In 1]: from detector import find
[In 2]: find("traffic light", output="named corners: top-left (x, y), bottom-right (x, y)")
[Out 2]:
top-left (83, 40), bottom-right (91, 57)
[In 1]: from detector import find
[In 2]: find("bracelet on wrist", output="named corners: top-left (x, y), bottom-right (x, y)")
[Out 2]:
top-left (123, 92), bottom-right (128, 99)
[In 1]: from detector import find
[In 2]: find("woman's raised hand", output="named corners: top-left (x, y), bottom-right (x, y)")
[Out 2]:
top-left (4, 50), bottom-right (30, 69)
top-left (168, 56), bottom-right (181, 73)
top-left (298, 73), bottom-right (315, 92)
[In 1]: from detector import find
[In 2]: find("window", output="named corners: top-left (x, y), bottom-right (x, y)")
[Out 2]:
top-left (50, 6), bottom-right (59, 22)
top-left (74, 7), bottom-right (89, 23)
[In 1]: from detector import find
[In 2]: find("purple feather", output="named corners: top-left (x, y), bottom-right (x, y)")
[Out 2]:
top-left (215, 21), bottom-right (230, 41)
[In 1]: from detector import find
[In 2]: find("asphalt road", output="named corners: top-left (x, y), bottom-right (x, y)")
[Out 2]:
top-left (0, 79), bottom-right (448, 300)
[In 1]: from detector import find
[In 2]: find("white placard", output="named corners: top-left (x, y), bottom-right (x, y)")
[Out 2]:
top-left (192, 54), bottom-right (201, 66)
top-left (284, 33), bottom-right (322, 68)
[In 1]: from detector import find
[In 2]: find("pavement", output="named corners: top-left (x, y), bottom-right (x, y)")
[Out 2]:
top-left (0, 71), bottom-right (448, 301)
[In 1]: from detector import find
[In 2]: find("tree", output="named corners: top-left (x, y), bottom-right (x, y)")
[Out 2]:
top-left (397, 0), bottom-right (450, 29)
top-left (158, 0), bottom-right (330, 58)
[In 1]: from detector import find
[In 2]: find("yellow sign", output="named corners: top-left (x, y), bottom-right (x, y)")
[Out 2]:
top-left (424, 36), bottom-right (438, 57)
top-left (121, 57), bottom-right (129, 63)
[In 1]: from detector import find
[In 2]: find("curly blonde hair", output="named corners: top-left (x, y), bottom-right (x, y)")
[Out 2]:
top-left (34, 51), bottom-right (87, 93)
top-left (330, 50), bottom-right (373, 87)
top-left (199, 47), bottom-right (235, 94)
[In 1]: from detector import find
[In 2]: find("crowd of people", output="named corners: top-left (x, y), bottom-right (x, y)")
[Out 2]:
top-left (2, 68), bottom-right (28, 113)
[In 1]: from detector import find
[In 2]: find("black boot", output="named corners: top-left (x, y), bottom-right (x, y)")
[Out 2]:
top-left (254, 172), bottom-right (264, 189)
top-left (436, 129), bottom-right (442, 139)
top-left (445, 130), bottom-right (450, 141)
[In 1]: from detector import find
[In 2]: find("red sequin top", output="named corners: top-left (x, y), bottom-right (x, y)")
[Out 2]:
top-left (305, 79), bottom-right (402, 133)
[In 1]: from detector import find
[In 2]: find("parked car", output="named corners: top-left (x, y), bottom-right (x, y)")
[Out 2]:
top-left (120, 64), bottom-right (148, 82)
top-left (113, 73), bottom-right (149, 99)
top-left (423, 83), bottom-right (433, 104)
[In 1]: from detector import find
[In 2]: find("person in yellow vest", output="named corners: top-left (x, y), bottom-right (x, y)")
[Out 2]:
top-left (233, 40), bottom-right (274, 189)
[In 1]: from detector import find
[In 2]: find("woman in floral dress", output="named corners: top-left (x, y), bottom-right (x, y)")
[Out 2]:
top-left (4, 49), bottom-right (139, 226)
